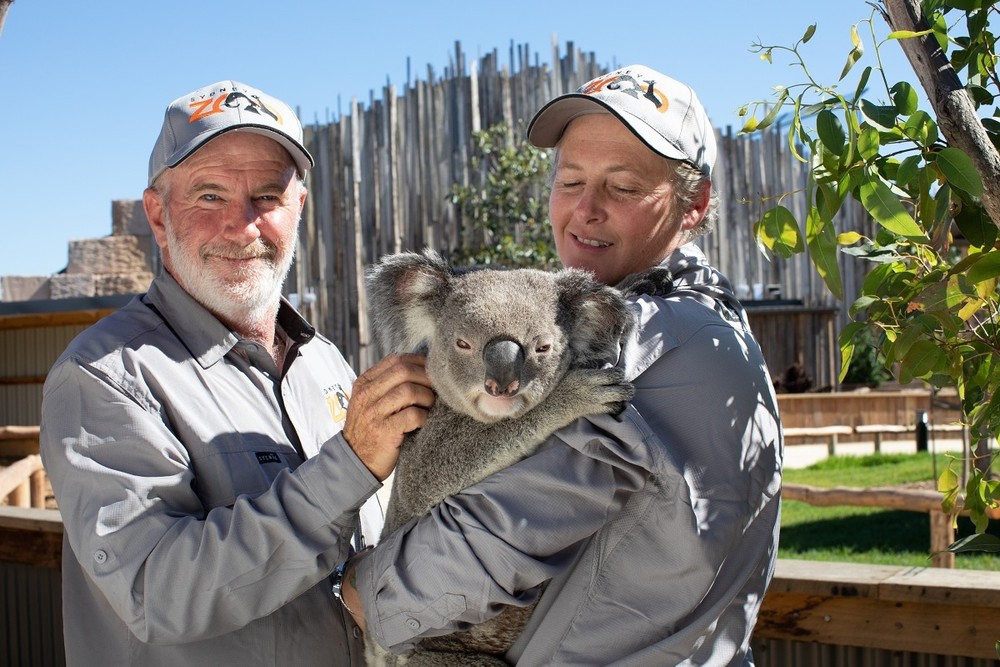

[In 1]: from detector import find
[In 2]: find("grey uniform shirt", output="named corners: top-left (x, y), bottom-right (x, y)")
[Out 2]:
top-left (41, 271), bottom-right (379, 666)
top-left (355, 244), bottom-right (783, 666)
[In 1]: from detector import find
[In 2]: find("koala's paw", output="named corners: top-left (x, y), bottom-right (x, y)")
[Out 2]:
top-left (616, 266), bottom-right (674, 298)
top-left (562, 366), bottom-right (634, 416)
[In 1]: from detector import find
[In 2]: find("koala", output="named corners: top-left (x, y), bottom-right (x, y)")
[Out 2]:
top-left (362, 249), bottom-right (672, 667)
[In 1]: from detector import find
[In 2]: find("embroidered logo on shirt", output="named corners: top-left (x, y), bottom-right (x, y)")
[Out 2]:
top-left (323, 383), bottom-right (350, 423)
top-left (255, 451), bottom-right (282, 464)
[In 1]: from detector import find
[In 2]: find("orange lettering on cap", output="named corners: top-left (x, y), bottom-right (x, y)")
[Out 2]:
top-left (651, 88), bottom-right (670, 113)
top-left (583, 74), bottom-right (671, 113)
top-left (188, 95), bottom-right (227, 124)
top-left (580, 74), bottom-right (618, 95)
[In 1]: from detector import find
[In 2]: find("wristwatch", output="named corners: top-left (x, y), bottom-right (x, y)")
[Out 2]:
top-left (331, 561), bottom-right (348, 604)
top-left (332, 546), bottom-right (372, 610)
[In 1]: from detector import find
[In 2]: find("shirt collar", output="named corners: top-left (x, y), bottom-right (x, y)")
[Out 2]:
top-left (142, 271), bottom-right (315, 369)
top-left (665, 243), bottom-right (747, 325)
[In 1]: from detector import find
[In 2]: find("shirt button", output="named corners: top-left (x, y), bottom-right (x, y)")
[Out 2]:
top-left (406, 618), bottom-right (420, 630)
top-left (353, 626), bottom-right (362, 639)
top-left (93, 550), bottom-right (108, 564)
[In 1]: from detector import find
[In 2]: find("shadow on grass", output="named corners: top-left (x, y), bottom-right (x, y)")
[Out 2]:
top-left (781, 508), bottom-right (1000, 559)
top-left (780, 509), bottom-right (929, 554)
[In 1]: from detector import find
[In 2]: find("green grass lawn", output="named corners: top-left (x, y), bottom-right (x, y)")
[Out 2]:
top-left (781, 451), bottom-right (1000, 571)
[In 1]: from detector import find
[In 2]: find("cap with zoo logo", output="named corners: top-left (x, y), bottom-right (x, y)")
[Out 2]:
top-left (147, 80), bottom-right (314, 186)
top-left (526, 64), bottom-right (717, 179)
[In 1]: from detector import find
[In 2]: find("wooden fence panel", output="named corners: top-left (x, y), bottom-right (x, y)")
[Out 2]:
top-left (296, 40), bottom-right (877, 380)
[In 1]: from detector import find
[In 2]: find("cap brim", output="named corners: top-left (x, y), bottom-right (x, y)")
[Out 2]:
top-left (164, 125), bottom-right (314, 178)
top-left (527, 94), bottom-right (688, 163)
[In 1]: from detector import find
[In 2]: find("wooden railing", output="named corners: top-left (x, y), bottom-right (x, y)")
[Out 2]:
top-left (755, 558), bottom-right (1000, 661)
top-left (3, 507), bottom-right (997, 666)
top-left (0, 425), bottom-right (44, 508)
top-left (782, 483), bottom-right (975, 568)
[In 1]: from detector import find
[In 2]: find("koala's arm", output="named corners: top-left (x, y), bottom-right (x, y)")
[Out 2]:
top-left (353, 405), bottom-right (662, 653)
top-left (384, 367), bottom-right (632, 535)
top-left (515, 366), bottom-right (633, 442)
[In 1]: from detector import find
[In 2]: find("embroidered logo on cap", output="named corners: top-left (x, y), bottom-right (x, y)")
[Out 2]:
top-left (255, 451), bottom-right (282, 465)
top-left (580, 72), bottom-right (670, 114)
top-left (188, 90), bottom-right (283, 125)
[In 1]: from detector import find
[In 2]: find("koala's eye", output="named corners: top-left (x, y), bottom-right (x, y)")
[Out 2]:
top-left (456, 339), bottom-right (472, 350)
top-left (536, 343), bottom-right (552, 353)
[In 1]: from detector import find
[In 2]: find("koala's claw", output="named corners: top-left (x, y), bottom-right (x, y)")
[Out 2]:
top-left (561, 366), bottom-right (634, 416)
top-left (616, 266), bottom-right (674, 298)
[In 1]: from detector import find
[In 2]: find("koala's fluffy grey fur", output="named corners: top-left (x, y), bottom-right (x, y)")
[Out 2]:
top-left (362, 249), bottom-right (671, 667)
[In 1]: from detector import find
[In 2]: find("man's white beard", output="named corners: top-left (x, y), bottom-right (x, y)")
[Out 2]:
top-left (166, 224), bottom-right (296, 330)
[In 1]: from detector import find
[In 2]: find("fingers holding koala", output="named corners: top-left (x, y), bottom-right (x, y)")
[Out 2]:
top-left (342, 353), bottom-right (435, 481)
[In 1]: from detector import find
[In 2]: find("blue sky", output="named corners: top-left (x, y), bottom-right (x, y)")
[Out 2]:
top-left (0, 1), bottom-right (913, 289)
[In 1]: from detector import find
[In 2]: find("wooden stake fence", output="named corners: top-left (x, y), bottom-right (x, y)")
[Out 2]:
top-left (289, 39), bottom-right (875, 380)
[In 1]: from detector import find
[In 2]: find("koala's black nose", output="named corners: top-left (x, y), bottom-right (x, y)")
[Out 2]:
top-left (483, 339), bottom-right (524, 397)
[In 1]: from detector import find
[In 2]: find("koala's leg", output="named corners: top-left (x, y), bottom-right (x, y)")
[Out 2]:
top-left (402, 651), bottom-right (507, 667)
top-left (365, 636), bottom-right (409, 667)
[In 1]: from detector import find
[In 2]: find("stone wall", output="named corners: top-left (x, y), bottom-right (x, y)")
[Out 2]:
top-left (1, 200), bottom-right (157, 302)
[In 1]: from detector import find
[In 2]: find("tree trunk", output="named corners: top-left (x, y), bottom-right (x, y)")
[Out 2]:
top-left (881, 0), bottom-right (1000, 231)
top-left (0, 1), bottom-right (13, 40)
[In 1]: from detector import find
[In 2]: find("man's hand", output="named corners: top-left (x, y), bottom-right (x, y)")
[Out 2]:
top-left (343, 354), bottom-right (434, 480)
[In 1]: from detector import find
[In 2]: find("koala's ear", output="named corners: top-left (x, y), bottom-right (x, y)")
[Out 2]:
top-left (365, 249), bottom-right (452, 353)
top-left (556, 269), bottom-right (635, 367)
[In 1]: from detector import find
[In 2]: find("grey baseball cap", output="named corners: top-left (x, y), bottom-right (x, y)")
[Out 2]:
top-left (527, 64), bottom-right (717, 179)
top-left (148, 80), bottom-right (314, 186)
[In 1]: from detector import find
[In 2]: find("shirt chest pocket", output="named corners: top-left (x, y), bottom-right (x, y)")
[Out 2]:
top-left (189, 438), bottom-right (302, 510)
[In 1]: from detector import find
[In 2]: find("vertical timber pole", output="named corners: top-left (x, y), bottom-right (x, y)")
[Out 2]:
top-left (915, 410), bottom-right (929, 453)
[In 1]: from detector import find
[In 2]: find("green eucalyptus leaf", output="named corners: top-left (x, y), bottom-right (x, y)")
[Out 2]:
top-left (952, 192), bottom-right (998, 248)
top-left (816, 109), bottom-right (846, 155)
top-left (755, 206), bottom-right (804, 258)
top-left (943, 0), bottom-right (983, 13)
top-left (802, 23), bottom-right (817, 44)
top-left (929, 11), bottom-right (949, 51)
top-left (895, 154), bottom-right (922, 187)
top-left (838, 321), bottom-right (868, 382)
top-left (786, 109), bottom-right (808, 163)
top-left (851, 294), bottom-right (879, 313)
top-left (966, 250), bottom-right (1000, 284)
top-left (815, 180), bottom-right (845, 221)
top-left (967, 83), bottom-right (995, 106)
top-left (857, 177), bottom-right (926, 240)
top-left (840, 244), bottom-right (905, 262)
top-left (899, 339), bottom-right (946, 382)
top-left (947, 533), bottom-right (1000, 554)
top-left (890, 81), bottom-right (919, 115)
top-left (840, 25), bottom-right (864, 80)
top-left (756, 90), bottom-right (790, 131)
top-left (806, 208), bottom-right (844, 299)
top-left (860, 99), bottom-right (897, 130)
top-left (903, 110), bottom-right (939, 145)
top-left (852, 66), bottom-right (872, 104)
top-left (894, 315), bottom-right (937, 358)
top-left (935, 146), bottom-right (985, 196)
top-left (982, 117), bottom-right (1000, 134)
top-left (858, 126), bottom-right (881, 160)
top-left (841, 47), bottom-right (864, 80)
top-left (887, 29), bottom-right (935, 40)
top-left (740, 113), bottom-right (760, 134)
top-left (938, 463), bottom-right (959, 496)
